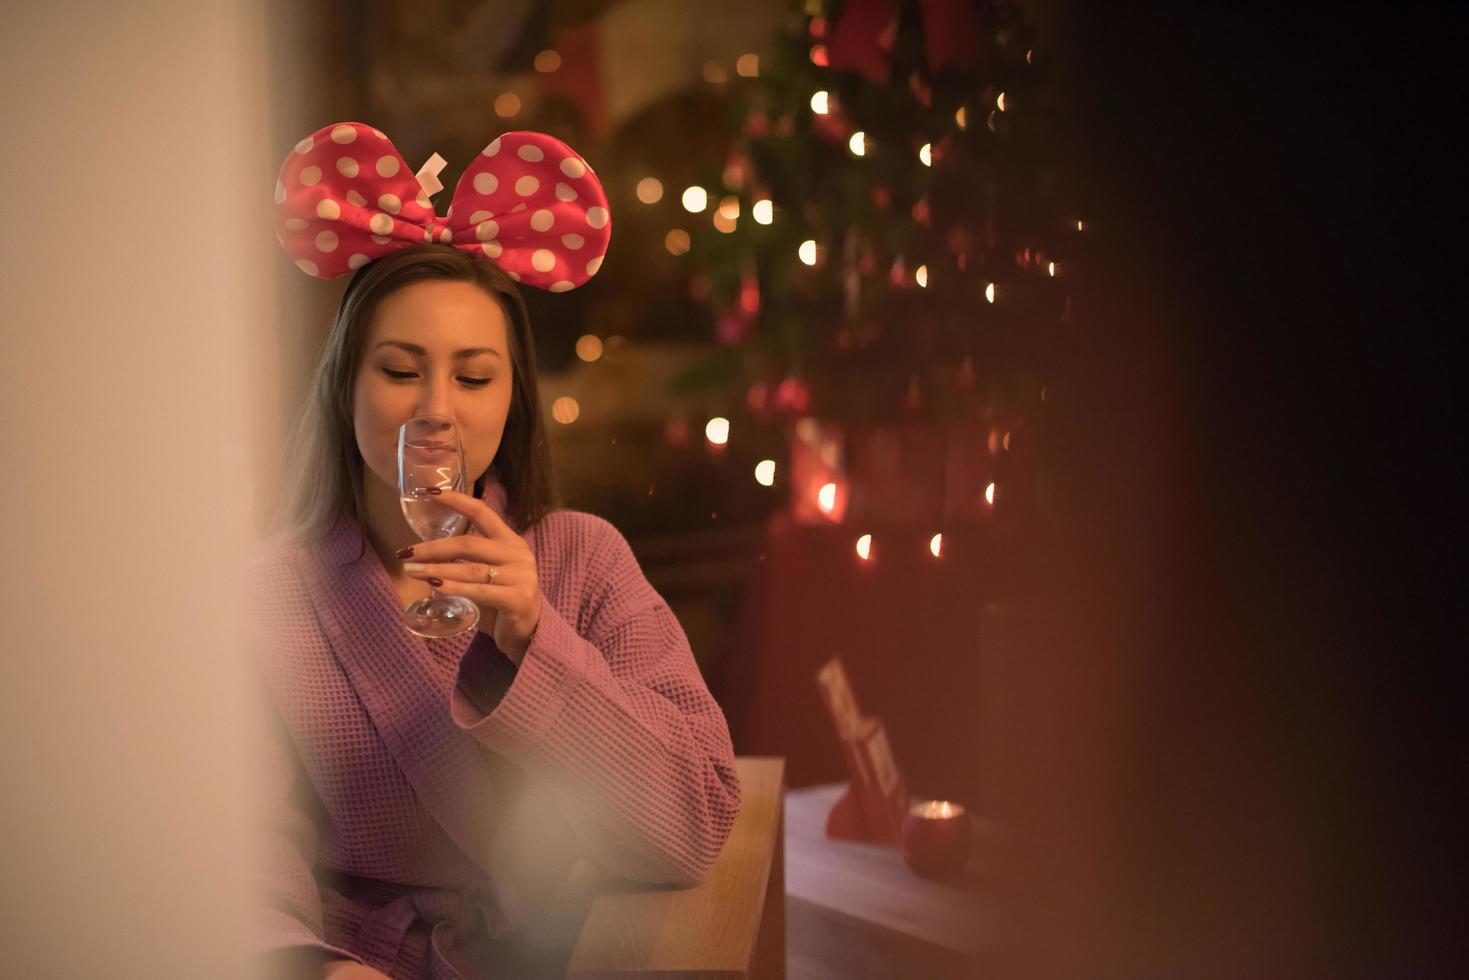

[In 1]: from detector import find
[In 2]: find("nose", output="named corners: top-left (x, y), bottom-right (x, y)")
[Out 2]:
top-left (414, 372), bottom-right (455, 422)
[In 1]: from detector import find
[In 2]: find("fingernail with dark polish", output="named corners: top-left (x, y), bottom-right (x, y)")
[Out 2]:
top-left (394, 547), bottom-right (414, 559)
top-left (425, 487), bottom-right (443, 495)
top-left (427, 577), bottom-right (444, 587)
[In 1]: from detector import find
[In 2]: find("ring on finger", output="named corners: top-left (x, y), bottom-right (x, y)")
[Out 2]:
top-left (486, 565), bottom-right (498, 584)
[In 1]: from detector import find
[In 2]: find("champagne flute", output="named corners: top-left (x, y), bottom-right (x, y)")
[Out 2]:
top-left (397, 414), bottom-right (479, 638)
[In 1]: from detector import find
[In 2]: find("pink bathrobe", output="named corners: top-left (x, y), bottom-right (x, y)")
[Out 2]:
top-left (250, 478), bottom-right (742, 978)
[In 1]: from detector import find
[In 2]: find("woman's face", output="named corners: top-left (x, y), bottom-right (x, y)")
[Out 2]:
top-left (352, 279), bottom-right (514, 496)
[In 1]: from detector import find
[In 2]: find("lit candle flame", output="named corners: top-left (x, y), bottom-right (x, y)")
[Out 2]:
top-left (910, 800), bottom-right (966, 819)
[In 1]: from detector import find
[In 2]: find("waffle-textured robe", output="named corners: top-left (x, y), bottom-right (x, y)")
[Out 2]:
top-left (249, 478), bottom-right (741, 978)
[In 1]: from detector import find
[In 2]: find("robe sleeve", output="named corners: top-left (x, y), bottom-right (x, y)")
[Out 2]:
top-left (252, 704), bottom-right (365, 971)
top-left (448, 517), bottom-right (742, 886)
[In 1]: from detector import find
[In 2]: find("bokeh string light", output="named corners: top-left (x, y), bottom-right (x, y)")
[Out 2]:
top-left (681, 186), bottom-right (708, 213)
top-left (575, 335), bottom-right (603, 362)
top-left (636, 177), bottom-right (663, 204)
top-left (493, 92), bottom-right (520, 118)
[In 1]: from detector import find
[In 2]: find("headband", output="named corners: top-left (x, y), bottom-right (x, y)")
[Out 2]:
top-left (273, 122), bottom-right (610, 291)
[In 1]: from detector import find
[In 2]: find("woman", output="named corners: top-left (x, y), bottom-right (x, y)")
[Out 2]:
top-left (254, 125), bottom-right (741, 979)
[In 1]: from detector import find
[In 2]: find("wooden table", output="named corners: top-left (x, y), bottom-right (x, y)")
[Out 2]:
top-left (567, 757), bottom-right (786, 977)
top-left (783, 783), bottom-right (996, 980)
top-left (544, 767), bottom-right (994, 978)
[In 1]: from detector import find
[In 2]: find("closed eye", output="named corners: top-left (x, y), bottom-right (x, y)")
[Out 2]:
top-left (381, 368), bottom-right (491, 387)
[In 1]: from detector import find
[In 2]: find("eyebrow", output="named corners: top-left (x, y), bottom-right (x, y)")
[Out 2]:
top-left (372, 340), bottom-right (503, 360)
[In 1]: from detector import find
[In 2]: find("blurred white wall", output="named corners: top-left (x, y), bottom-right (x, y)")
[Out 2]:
top-left (0, 3), bottom-right (282, 976)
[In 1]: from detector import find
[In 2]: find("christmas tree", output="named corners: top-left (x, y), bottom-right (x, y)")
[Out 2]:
top-left (659, 0), bottom-right (1075, 528)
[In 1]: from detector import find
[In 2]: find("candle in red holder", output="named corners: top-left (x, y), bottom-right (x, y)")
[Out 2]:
top-left (900, 800), bottom-right (973, 879)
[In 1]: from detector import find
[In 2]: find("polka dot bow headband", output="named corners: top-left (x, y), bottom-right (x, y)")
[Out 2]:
top-left (274, 122), bottom-right (610, 291)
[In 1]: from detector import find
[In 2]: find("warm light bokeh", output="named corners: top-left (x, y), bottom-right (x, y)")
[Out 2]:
top-left (681, 185), bottom-right (708, 212)
top-left (636, 176), bottom-right (664, 204)
top-left (494, 92), bottom-right (521, 117)
top-left (575, 334), bottom-right (604, 362)
top-left (818, 482), bottom-right (838, 512)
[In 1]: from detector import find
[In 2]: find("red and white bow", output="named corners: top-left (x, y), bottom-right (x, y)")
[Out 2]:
top-left (273, 122), bottom-right (610, 291)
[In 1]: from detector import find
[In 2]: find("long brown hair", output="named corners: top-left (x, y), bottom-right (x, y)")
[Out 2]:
top-left (277, 245), bottom-right (558, 542)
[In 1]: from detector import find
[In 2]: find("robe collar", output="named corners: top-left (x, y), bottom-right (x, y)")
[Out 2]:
top-left (295, 473), bottom-right (518, 875)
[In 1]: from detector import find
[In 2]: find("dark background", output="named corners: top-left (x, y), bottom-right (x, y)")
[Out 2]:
top-left (1005, 3), bottom-right (1463, 974)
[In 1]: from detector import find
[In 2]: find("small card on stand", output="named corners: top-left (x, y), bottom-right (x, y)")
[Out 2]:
top-left (815, 658), bottom-right (910, 845)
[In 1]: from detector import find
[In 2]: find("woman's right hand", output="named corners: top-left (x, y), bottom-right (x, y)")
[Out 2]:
top-left (322, 959), bottom-right (392, 980)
